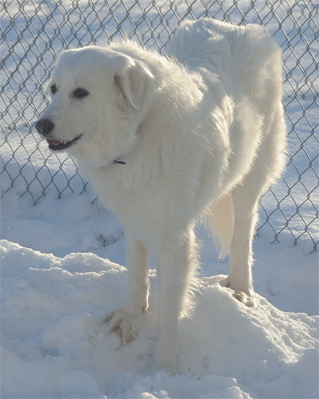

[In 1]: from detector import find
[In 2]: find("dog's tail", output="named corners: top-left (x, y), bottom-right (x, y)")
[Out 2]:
top-left (207, 192), bottom-right (234, 259)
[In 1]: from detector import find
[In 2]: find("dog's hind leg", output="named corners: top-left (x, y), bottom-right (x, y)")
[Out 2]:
top-left (220, 108), bottom-right (286, 307)
top-left (208, 192), bottom-right (235, 259)
top-left (104, 231), bottom-right (150, 344)
top-left (219, 182), bottom-right (259, 307)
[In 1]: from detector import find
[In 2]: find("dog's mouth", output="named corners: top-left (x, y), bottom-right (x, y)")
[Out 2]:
top-left (46, 134), bottom-right (83, 151)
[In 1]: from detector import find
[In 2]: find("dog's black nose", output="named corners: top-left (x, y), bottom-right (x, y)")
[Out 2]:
top-left (35, 118), bottom-right (55, 136)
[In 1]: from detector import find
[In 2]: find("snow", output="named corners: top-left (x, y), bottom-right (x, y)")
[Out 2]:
top-left (1, 1), bottom-right (318, 397)
top-left (1, 185), bottom-right (318, 398)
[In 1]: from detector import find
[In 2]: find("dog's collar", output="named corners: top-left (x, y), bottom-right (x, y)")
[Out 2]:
top-left (100, 159), bottom-right (126, 169)
top-left (113, 159), bottom-right (126, 165)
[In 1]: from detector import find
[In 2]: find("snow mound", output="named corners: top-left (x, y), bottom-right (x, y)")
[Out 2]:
top-left (1, 239), bottom-right (318, 398)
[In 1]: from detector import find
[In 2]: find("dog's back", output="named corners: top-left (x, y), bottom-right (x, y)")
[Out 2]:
top-left (167, 19), bottom-right (282, 105)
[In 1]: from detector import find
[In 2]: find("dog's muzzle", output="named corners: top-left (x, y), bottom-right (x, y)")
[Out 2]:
top-left (35, 118), bottom-right (83, 151)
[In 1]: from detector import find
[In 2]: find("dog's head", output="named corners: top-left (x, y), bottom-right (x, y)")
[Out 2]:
top-left (36, 45), bottom-right (154, 167)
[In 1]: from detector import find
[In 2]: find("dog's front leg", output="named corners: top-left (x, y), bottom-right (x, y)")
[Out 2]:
top-left (104, 230), bottom-right (150, 344)
top-left (153, 228), bottom-right (198, 372)
top-left (124, 230), bottom-right (150, 315)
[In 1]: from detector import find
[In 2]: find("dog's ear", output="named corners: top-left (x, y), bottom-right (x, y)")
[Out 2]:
top-left (114, 58), bottom-right (154, 110)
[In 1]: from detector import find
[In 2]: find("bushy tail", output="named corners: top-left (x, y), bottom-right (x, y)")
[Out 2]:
top-left (207, 192), bottom-right (234, 259)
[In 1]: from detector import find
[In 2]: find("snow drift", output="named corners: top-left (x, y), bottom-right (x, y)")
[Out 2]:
top-left (1, 238), bottom-right (318, 398)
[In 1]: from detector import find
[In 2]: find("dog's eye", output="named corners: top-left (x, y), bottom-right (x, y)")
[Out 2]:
top-left (50, 84), bottom-right (57, 94)
top-left (73, 88), bottom-right (89, 99)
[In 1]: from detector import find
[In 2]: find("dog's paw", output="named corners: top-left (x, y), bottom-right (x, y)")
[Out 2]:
top-left (219, 277), bottom-right (256, 307)
top-left (103, 309), bottom-right (135, 345)
top-left (232, 290), bottom-right (255, 307)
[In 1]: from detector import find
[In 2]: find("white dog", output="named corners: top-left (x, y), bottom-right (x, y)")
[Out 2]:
top-left (36, 19), bottom-right (286, 372)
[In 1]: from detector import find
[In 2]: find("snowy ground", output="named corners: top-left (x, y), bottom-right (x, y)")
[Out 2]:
top-left (1, 180), bottom-right (318, 398)
top-left (1, 1), bottom-right (319, 398)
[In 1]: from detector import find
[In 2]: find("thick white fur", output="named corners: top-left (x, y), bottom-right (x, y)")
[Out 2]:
top-left (37, 19), bottom-right (286, 372)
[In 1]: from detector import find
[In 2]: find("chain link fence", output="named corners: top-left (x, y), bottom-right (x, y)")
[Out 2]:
top-left (1, 0), bottom-right (318, 251)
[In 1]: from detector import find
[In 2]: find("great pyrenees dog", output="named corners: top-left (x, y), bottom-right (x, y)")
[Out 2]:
top-left (36, 19), bottom-right (286, 371)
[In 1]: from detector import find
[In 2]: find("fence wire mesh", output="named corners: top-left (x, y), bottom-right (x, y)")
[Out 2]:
top-left (1, 0), bottom-right (318, 251)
